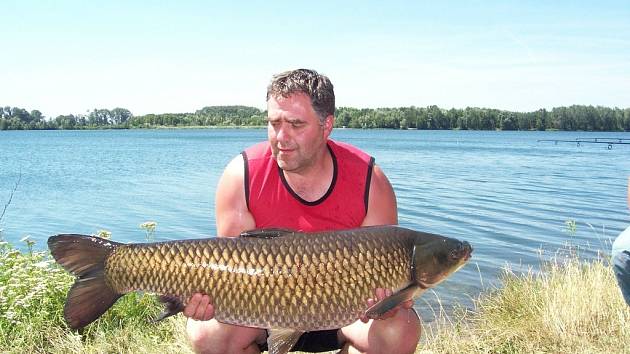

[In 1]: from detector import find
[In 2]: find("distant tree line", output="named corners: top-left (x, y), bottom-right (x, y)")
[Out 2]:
top-left (0, 107), bottom-right (134, 130)
top-left (0, 106), bottom-right (266, 130)
top-left (1, 105), bottom-right (629, 131)
top-left (336, 105), bottom-right (630, 131)
top-left (128, 106), bottom-right (267, 128)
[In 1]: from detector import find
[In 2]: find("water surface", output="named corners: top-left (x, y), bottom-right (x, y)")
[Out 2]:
top-left (1, 129), bottom-right (629, 319)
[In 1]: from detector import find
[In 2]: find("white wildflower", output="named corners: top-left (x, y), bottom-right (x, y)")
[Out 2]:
top-left (33, 260), bottom-right (53, 268)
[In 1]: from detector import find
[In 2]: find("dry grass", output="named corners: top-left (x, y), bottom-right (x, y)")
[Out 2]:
top-left (419, 255), bottom-right (630, 354)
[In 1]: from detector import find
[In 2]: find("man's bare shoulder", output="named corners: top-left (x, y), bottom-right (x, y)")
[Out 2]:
top-left (216, 154), bottom-right (255, 237)
top-left (223, 154), bottom-right (245, 178)
top-left (362, 164), bottom-right (398, 226)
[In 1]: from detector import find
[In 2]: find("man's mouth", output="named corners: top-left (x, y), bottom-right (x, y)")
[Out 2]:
top-left (277, 146), bottom-right (295, 153)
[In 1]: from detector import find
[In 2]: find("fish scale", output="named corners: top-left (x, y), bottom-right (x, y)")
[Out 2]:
top-left (102, 229), bottom-right (409, 330)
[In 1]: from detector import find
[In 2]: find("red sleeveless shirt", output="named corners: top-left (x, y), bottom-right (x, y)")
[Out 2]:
top-left (242, 140), bottom-right (375, 232)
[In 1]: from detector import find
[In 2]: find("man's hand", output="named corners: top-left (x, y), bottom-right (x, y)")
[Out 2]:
top-left (183, 293), bottom-right (215, 321)
top-left (360, 288), bottom-right (414, 323)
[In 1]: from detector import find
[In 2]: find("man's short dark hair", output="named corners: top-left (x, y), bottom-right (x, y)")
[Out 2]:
top-left (266, 69), bottom-right (335, 122)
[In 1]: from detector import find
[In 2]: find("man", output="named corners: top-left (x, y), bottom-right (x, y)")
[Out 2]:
top-left (185, 69), bottom-right (422, 354)
top-left (612, 176), bottom-right (630, 306)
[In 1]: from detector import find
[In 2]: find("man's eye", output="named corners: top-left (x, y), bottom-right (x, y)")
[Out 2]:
top-left (291, 121), bottom-right (304, 128)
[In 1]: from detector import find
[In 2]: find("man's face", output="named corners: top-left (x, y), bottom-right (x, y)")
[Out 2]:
top-left (267, 93), bottom-right (333, 172)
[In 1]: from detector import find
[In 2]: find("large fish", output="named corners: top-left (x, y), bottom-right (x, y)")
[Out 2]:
top-left (48, 225), bottom-right (472, 354)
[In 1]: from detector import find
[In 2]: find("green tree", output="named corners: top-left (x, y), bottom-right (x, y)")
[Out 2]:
top-left (535, 109), bottom-right (547, 130)
top-left (88, 109), bottom-right (112, 126)
top-left (500, 112), bottom-right (516, 130)
top-left (111, 108), bottom-right (132, 125)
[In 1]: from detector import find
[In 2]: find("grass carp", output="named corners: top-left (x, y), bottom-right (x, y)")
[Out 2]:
top-left (48, 225), bottom-right (472, 353)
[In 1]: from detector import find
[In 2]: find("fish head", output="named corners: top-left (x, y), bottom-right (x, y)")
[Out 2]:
top-left (411, 231), bottom-right (472, 289)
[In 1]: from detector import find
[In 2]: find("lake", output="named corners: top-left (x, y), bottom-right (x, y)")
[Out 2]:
top-left (1, 128), bottom-right (629, 320)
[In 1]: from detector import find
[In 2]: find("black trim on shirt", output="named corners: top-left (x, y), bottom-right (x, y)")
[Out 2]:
top-left (278, 144), bottom-right (338, 206)
top-left (241, 151), bottom-right (250, 211)
top-left (364, 156), bottom-right (375, 216)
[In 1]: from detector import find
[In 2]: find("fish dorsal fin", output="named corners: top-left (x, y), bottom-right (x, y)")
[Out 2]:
top-left (240, 228), bottom-right (295, 239)
top-left (364, 282), bottom-right (420, 319)
top-left (267, 328), bottom-right (303, 354)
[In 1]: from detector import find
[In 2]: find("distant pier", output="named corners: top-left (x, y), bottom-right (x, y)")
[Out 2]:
top-left (538, 137), bottom-right (630, 149)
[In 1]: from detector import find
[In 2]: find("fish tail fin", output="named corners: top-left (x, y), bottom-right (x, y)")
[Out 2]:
top-left (48, 234), bottom-right (123, 329)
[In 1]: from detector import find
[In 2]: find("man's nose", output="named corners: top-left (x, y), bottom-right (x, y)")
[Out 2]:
top-left (275, 123), bottom-right (290, 142)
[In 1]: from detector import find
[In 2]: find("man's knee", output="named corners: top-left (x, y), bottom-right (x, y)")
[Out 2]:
top-left (374, 309), bottom-right (422, 353)
top-left (342, 308), bottom-right (422, 354)
top-left (186, 319), bottom-right (264, 354)
top-left (186, 319), bottom-right (221, 354)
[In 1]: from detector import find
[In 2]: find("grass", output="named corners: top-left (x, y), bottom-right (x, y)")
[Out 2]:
top-left (420, 255), bottom-right (630, 353)
top-left (0, 238), bottom-right (192, 354)
top-left (1, 236), bottom-right (628, 354)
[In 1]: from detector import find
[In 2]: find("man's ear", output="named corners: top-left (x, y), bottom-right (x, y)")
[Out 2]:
top-left (324, 115), bottom-right (334, 136)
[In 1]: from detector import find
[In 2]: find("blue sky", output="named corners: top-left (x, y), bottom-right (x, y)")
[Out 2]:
top-left (2, 0), bottom-right (629, 117)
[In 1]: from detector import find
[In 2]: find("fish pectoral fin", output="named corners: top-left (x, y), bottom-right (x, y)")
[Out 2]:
top-left (240, 228), bottom-right (296, 239)
top-left (364, 283), bottom-right (419, 319)
top-left (267, 328), bottom-right (303, 354)
top-left (153, 295), bottom-right (185, 322)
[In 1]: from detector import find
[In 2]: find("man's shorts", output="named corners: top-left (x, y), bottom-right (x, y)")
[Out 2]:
top-left (257, 329), bottom-right (341, 353)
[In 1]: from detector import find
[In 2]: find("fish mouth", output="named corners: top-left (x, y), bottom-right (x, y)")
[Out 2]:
top-left (450, 241), bottom-right (473, 262)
